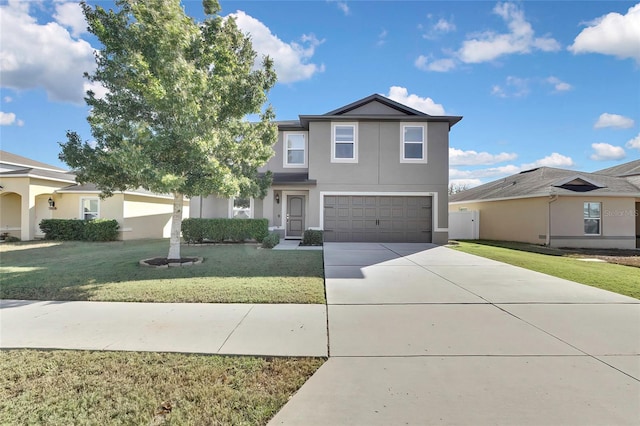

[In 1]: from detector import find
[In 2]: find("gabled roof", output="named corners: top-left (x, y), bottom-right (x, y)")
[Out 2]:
top-left (0, 150), bottom-right (67, 172)
top-left (594, 159), bottom-right (640, 177)
top-left (323, 93), bottom-right (430, 116)
top-left (450, 164), bottom-right (640, 203)
top-left (0, 166), bottom-right (76, 183)
top-left (279, 93), bottom-right (462, 130)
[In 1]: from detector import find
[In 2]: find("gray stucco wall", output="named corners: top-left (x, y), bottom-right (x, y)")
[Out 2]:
top-left (305, 120), bottom-right (449, 240)
top-left (258, 131), bottom-right (309, 174)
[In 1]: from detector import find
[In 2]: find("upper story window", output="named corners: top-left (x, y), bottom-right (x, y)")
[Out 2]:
top-left (284, 133), bottom-right (306, 167)
top-left (230, 197), bottom-right (253, 219)
top-left (584, 202), bottom-right (601, 235)
top-left (81, 198), bottom-right (99, 220)
top-left (332, 123), bottom-right (358, 163)
top-left (401, 124), bottom-right (427, 163)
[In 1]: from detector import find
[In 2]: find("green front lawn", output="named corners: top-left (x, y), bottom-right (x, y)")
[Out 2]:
top-left (452, 241), bottom-right (640, 299)
top-left (0, 349), bottom-right (324, 425)
top-left (0, 240), bottom-right (325, 303)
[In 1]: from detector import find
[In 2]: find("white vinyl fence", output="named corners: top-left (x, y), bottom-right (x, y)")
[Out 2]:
top-left (449, 210), bottom-right (479, 240)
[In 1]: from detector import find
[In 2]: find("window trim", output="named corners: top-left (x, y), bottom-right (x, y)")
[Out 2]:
top-left (400, 123), bottom-right (428, 164)
top-left (80, 197), bottom-right (100, 220)
top-left (283, 132), bottom-right (307, 168)
top-left (228, 197), bottom-right (254, 219)
top-left (331, 122), bottom-right (358, 163)
top-left (583, 201), bottom-right (602, 236)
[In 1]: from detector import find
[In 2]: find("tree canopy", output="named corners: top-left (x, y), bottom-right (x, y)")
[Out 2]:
top-left (60, 0), bottom-right (277, 259)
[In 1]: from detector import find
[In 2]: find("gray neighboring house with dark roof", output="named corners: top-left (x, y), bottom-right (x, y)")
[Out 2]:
top-left (192, 94), bottom-right (463, 244)
top-left (449, 159), bottom-right (640, 249)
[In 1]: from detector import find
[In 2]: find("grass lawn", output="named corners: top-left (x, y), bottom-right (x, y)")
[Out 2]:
top-left (0, 349), bottom-right (324, 425)
top-left (452, 240), bottom-right (640, 299)
top-left (0, 240), bottom-right (325, 303)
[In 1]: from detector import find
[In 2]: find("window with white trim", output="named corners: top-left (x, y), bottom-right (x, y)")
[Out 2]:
top-left (284, 133), bottom-right (306, 167)
top-left (401, 124), bottom-right (427, 163)
top-left (584, 202), bottom-right (601, 235)
top-left (331, 123), bottom-right (358, 163)
top-left (81, 198), bottom-right (99, 220)
top-left (230, 197), bottom-right (253, 219)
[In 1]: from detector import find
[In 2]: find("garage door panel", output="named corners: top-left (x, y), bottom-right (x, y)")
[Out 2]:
top-left (323, 195), bottom-right (433, 243)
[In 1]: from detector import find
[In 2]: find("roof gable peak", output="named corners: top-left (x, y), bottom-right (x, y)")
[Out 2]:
top-left (323, 94), bottom-right (429, 117)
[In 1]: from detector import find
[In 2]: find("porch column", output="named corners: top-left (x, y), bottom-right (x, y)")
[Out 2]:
top-left (20, 192), bottom-right (36, 241)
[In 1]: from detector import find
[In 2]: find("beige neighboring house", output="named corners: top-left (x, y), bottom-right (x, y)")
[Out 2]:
top-left (192, 94), bottom-right (462, 244)
top-left (0, 151), bottom-right (189, 241)
top-left (449, 160), bottom-right (640, 249)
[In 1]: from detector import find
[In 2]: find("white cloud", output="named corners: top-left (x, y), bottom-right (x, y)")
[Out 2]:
top-left (230, 11), bottom-right (325, 83)
top-left (450, 165), bottom-right (521, 179)
top-left (3, 96), bottom-right (12, 103)
top-left (83, 80), bottom-right (109, 100)
top-left (545, 76), bottom-right (572, 92)
top-left (422, 16), bottom-right (456, 39)
top-left (415, 55), bottom-right (456, 72)
top-left (53, 1), bottom-right (87, 38)
top-left (590, 143), bottom-right (626, 161)
top-left (449, 147), bottom-right (518, 166)
top-left (434, 18), bottom-right (456, 34)
top-left (450, 152), bottom-right (575, 184)
top-left (594, 113), bottom-right (635, 129)
top-left (418, 2), bottom-right (559, 72)
top-left (0, 1), bottom-right (95, 104)
top-left (0, 111), bottom-right (23, 126)
top-left (491, 76), bottom-right (529, 98)
top-left (569, 4), bottom-right (640, 63)
top-left (522, 152), bottom-right (575, 169)
top-left (457, 2), bottom-right (560, 63)
top-left (327, 1), bottom-right (350, 15)
top-left (385, 86), bottom-right (446, 115)
top-left (377, 29), bottom-right (388, 47)
top-left (625, 133), bottom-right (640, 150)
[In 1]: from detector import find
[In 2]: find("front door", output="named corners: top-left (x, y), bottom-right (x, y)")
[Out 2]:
top-left (286, 195), bottom-right (305, 238)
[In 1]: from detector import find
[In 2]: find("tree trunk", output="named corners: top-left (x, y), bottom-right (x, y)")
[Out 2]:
top-left (167, 192), bottom-right (183, 260)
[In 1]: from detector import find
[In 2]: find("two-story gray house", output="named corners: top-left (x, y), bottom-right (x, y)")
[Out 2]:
top-left (191, 94), bottom-right (462, 244)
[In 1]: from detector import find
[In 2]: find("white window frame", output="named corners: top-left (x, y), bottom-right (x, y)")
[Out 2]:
top-left (331, 122), bottom-right (358, 163)
top-left (80, 197), bottom-right (100, 220)
top-left (400, 123), bottom-right (427, 164)
top-left (584, 201), bottom-right (601, 236)
top-left (228, 197), bottom-right (254, 219)
top-left (283, 132), bottom-right (307, 168)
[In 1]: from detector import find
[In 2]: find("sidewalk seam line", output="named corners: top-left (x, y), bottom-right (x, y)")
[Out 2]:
top-left (216, 305), bottom-right (254, 353)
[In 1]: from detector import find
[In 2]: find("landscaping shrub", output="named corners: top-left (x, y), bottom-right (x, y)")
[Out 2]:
top-left (182, 218), bottom-right (269, 243)
top-left (39, 219), bottom-right (119, 241)
top-left (4, 236), bottom-right (20, 243)
top-left (261, 232), bottom-right (280, 249)
top-left (301, 229), bottom-right (323, 246)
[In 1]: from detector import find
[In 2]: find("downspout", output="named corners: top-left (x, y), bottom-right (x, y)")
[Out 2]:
top-left (547, 191), bottom-right (558, 246)
top-left (199, 195), bottom-right (203, 218)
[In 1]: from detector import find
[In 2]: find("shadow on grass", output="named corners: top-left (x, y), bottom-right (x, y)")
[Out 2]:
top-left (0, 240), bottom-right (324, 301)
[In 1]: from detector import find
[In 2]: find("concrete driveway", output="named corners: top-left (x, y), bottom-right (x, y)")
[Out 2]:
top-left (270, 243), bottom-right (640, 425)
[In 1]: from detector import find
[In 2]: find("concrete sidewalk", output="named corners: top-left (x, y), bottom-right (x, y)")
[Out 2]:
top-left (0, 300), bottom-right (327, 356)
top-left (269, 243), bottom-right (640, 425)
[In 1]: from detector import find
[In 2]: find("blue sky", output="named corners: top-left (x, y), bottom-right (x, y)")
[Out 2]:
top-left (1, 0), bottom-right (639, 186)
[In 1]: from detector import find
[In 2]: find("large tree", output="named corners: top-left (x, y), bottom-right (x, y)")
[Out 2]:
top-left (61, 0), bottom-right (277, 260)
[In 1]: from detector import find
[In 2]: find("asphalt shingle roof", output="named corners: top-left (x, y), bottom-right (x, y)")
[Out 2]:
top-left (450, 163), bottom-right (640, 203)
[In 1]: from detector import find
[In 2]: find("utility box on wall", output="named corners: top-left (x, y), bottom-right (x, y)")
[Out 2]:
top-left (449, 210), bottom-right (479, 240)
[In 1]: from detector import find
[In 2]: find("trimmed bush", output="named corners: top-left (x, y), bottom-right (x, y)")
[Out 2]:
top-left (301, 229), bottom-right (323, 246)
top-left (182, 218), bottom-right (269, 244)
top-left (261, 232), bottom-right (280, 249)
top-left (39, 219), bottom-right (119, 241)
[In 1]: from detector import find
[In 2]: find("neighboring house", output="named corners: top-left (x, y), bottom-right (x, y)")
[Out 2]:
top-left (0, 151), bottom-right (189, 240)
top-left (192, 94), bottom-right (462, 244)
top-left (449, 160), bottom-right (640, 249)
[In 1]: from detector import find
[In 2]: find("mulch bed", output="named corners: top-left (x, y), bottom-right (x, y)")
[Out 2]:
top-left (141, 257), bottom-right (200, 266)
